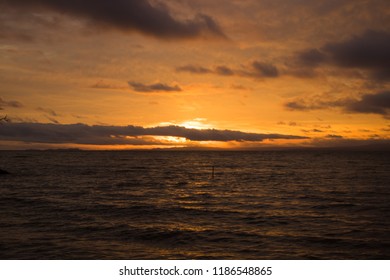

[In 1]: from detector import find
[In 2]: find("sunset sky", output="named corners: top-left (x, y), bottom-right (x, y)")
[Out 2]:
top-left (0, 0), bottom-right (389, 149)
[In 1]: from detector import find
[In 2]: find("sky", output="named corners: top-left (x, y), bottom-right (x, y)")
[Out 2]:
top-left (0, 0), bottom-right (389, 149)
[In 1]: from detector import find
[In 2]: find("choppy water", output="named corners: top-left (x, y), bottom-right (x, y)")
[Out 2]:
top-left (0, 150), bottom-right (389, 259)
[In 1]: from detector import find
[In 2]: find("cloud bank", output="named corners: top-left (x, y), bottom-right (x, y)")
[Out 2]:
top-left (176, 60), bottom-right (280, 79)
top-left (285, 91), bottom-right (390, 118)
top-left (294, 30), bottom-right (390, 80)
top-left (324, 30), bottom-right (390, 70)
top-left (4, 0), bottom-right (225, 39)
top-left (0, 123), bottom-right (307, 145)
top-left (128, 82), bottom-right (182, 92)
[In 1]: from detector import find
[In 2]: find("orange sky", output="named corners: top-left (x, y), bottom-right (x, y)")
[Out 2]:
top-left (0, 0), bottom-right (389, 149)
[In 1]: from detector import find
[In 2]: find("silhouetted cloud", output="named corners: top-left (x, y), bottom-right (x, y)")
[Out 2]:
top-left (308, 137), bottom-right (390, 151)
top-left (215, 65), bottom-right (234, 76)
top-left (0, 97), bottom-right (23, 110)
top-left (251, 61), bottom-right (279, 77)
top-left (292, 30), bottom-right (390, 80)
top-left (176, 65), bottom-right (212, 74)
top-left (285, 100), bottom-right (322, 111)
top-left (345, 91), bottom-right (390, 115)
top-left (0, 123), bottom-right (307, 145)
top-left (163, 29), bottom-right (389, 82)
top-left (128, 82), bottom-right (182, 92)
top-left (176, 60), bottom-right (280, 79)
top-left (285, 91), bottom-right (390, 118)
top-left (5, 0), bottom-right (226, 39)
top-left (324, 30), bottom-right (390, 70)
top-left (326, 134), bottom-right (343, 139)
top-left (302, 129), bottom-right (324, 133)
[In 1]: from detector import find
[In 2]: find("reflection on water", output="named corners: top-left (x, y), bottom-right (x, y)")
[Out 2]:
top-left (0, 150), bottom-right (389, 259)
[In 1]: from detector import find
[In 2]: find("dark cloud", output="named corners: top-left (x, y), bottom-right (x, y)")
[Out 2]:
top-left (285, 91), bottom-right (390, 118)
top-left (0, 97), bottom-right (23, 110)
top-left (324, 30), bottom-right (390, 70)
top-left (325, 134), bottom-right (343, 139)
top-left (91, 81), bottom-right (126, 90)
top-left (285, 96), bottom-right (353, 111)
top-left (285, 100), bottom-right (320, 111)
top-left (293, 30), bottom-right (390, 80)
top-left (176, 60), bottom-right (280, 79)
top-left (176, 65), bottom-right (212, 74)
top-left (302, 129), bottom-right (324, 133)
top-left (215, 65), bottom-right (234, 76)
top-left (251, 61), bottom-right (279, 78)
top-left (372, 69), bottom-right (390, 81)
top-left (128, 82), bottom-right (182, 92)
top-left (4, 0), bottom-right (226, 39)
top-left (0, 122), bottom-right (307, 145)
top-left (345, 91), bottom-right (390, 115)
top-left (148, 126), bottom-right (306, 142)
top-left (308, 137), bottom-right (390, 150)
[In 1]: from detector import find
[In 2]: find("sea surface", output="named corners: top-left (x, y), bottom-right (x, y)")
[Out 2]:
top-left (0, 150), bottom-right (389, 259)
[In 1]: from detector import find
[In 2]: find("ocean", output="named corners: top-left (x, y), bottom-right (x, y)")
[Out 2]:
top-left (0, 150), bottom-right (389, 259)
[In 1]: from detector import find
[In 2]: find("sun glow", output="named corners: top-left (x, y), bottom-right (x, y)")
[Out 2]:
top-left (152, 136), bottom-right (187, 144)
top-left (157, 118), bottom-right (213, 130)
top-left (179, 118), bottom-right (214, 130)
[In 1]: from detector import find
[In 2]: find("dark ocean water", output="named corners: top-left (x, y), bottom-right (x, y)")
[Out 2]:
top-left (0, 150), bottom-right (389, 259)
